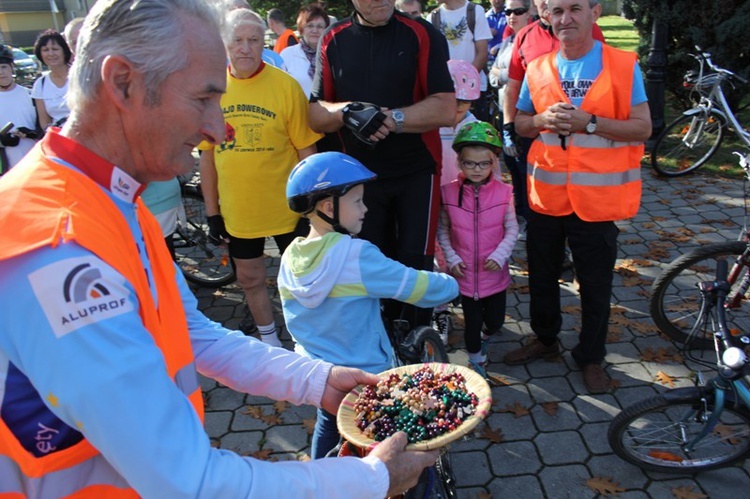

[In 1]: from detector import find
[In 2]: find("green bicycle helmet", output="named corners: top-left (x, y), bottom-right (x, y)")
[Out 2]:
top-left (452, 121), bottom-right (502, 153)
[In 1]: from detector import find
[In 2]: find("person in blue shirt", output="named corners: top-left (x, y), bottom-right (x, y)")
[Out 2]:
top-left (486, 0), bottom-right (508, 63)
top-left (279, 152), bottom-right (459, 459)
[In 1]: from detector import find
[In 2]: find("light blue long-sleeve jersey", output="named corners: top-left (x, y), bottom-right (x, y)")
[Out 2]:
top-left (278, 233), bottom-right (459, 373)
top-left (0, 162), bottom-right (390, 497)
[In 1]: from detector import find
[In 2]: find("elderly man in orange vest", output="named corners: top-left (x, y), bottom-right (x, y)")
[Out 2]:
top-left (504, 0), bottom-right (650, 393)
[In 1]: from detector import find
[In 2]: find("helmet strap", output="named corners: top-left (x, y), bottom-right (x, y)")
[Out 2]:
top-left (315, 196), bottom-right (351, 235)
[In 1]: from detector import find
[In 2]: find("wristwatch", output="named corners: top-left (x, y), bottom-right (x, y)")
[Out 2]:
top-left (585, 114), bottom-right (598, 135)
top-left (392, 109), bottom-right (405, 134)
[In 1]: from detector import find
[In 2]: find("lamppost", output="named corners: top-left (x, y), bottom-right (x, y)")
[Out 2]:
top-left (644, 12), bottom-right (668, 150)
top-left (48, 0), bottom-right (60, 31)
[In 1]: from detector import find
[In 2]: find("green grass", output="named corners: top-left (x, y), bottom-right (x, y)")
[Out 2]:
top-left (597, 15), bottom-right (749, 177)
top-left (598, 15), bottom-right (639, 52)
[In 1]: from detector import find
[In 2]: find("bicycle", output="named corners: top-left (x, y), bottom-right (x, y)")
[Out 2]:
top-left (651, 48), bottom-right (749, 177)
top-left (608, 259), bottom-right (750, 473)
top-left (650, 151), bottom-right (750, 349)
top-left (172, 174), bottom-right (236, 288)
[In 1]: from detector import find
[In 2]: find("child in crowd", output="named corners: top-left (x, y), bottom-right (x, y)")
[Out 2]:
top-left (278, 152), bottom-right (459, 459)
top-left (439, 59), bottom-right (481, 187)
top-left (433, 59), bottom-right (482, 343)
top-left (438, 122), bottom-right (519, 376)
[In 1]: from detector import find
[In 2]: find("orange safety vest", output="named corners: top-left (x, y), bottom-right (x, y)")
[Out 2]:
top-left (273, 29), bottom-right (298, 54)
top-left (0, 146), bottom-right (203, 498)
top-left (525, 44), bottom-right (644, 222)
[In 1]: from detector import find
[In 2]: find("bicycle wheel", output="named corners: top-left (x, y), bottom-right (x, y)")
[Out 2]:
top-left (410, 326), bottom-right (449, 364)
top-left (174, 190), bottom-right (236, 288)
top-left (651, 109), bottom-right (725, 177)
top-left (608, 389), bottom-right (750, 473)
top-left (650, 241), bottom-right (749, 349)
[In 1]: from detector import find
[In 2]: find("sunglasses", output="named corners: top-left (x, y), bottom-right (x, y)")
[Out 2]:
top-left (504, 7), bottom-right (529, 16)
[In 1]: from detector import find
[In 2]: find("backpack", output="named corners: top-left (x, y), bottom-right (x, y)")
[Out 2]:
top-left (429, 1), bottom-right (476, 36)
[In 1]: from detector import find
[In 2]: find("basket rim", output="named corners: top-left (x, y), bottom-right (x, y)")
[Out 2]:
top-left (337, 362), bottom-right (492, 451)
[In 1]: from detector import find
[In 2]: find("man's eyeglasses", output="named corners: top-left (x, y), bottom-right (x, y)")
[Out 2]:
top-left (504, 7), bottom-right (529, 16)
top-left (460, 160), bottom-right (493, 170)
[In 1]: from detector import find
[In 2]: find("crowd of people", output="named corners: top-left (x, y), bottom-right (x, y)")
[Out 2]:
top-left (0, 0), bottom-right (650, 496)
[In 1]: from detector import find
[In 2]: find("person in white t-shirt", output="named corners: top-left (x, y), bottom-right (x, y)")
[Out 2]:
top-left (0, 45), bottom-right (37, 173)
top-left (429, 0), bottom-right (493, 121)
top-left (30, 30), bottom-right (72, 129)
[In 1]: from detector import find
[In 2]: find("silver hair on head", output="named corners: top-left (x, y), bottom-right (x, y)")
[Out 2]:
top-left (222, 8), bottom-right (266, 45)
top-left (68, 0), bottom-right (222, 108)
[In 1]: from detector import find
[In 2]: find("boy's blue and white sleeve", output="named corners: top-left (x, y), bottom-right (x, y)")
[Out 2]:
top-left (358, 240), bottom-right (459, 307)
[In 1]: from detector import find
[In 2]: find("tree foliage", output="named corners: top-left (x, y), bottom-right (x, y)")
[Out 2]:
top-left (623, 0), bottom-right (750, 107)
top-left (250, 0), bottom-right (353, 24)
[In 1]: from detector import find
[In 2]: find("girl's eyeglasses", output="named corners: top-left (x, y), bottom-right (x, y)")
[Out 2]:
top-left (460, 160), bottom-right (493, 170)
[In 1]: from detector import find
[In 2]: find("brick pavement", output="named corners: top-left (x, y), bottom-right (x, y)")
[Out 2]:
top-left (193, 168), bottom-right (750, 498)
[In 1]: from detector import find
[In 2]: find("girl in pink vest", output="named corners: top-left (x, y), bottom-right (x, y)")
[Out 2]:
top-left (437, 122), bottom-right (519, 376)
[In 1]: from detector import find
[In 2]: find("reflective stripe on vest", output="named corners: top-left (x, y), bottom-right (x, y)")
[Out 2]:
top-left (0, 454), bottom-right (137, 498)
top-left (0, 140), bottom-right (203, 495)
top-left (525, 44), bottom-right (644, 222)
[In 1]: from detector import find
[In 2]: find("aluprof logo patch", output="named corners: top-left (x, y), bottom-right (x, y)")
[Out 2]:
top-left (28, 256), bottom-right (134, 338)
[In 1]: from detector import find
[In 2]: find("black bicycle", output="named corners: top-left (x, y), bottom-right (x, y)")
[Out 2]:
top-left (609, 260), bottom-right (750, 473)
top-left (650, 151), bottom-right (750, 349)
top-left (173, 177), bottom-right (236, 288)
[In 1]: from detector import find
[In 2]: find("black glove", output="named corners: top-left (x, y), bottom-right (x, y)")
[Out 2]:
top-left (342, 102), bottom-right (387, 146)
top-left (206, 215), bottom-right (229, 245)
top-left (502, 122), bottom-right (521, 158)
top-left (0, 132), bottom-right (19, 148)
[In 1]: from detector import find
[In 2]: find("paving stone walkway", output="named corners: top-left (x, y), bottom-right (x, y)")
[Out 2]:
top-left (192, 168), bottom-right (750, 498)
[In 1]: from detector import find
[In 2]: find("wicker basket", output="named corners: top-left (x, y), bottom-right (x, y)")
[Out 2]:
top-left (337, 362), bottom-right (492, 451)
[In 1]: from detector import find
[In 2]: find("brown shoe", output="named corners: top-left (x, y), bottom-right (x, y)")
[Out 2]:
top-left (504, 338), bottom-right (560, 365)
top-left (582, 364), bottom-right (611, 394)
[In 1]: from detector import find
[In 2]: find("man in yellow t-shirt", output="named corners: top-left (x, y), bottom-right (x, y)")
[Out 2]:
top-left (200, 8), bottom-right (320, 347)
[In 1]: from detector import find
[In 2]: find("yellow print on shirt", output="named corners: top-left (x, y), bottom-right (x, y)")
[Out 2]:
top-left (441, 18), bottom-right (469, 46)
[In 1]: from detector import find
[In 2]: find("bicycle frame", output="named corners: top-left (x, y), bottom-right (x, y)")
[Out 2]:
top-left (682, 263), bottom-right (750, 452)
top-left (687, 52), bottom-right (750, 149)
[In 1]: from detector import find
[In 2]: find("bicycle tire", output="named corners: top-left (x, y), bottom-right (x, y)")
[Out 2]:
top-left (405, 451), bottom-right (457, 499)
top-left (410, 326), bottom-right (449, 364)
top-left (174, 190), bottom-right (236, 288)
top-left (651, 109), bottom-right (725, 177)
top-left (650, 241), bottom-right (749, 349)
top-left (608, 389), bottom-right (750, 473)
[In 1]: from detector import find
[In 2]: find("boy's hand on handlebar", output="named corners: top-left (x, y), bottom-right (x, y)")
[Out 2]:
top-left (321, 366), bottom-right (379, 415)
top-left (450, 262), bottom-right (465, 278)
top-left (206, 215), bottom-right (230, 245)
top-left (370, 432), bottom-right (440, 497)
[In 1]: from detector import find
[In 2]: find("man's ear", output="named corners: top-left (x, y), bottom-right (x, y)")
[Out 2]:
top-left (100, 55), bottom-right (136, 110)
top-left (591, 2), bottom-right (602, 22)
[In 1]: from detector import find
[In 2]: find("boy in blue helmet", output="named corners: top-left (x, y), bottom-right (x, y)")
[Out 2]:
top-left (279, 151), bottom-right (459, 459)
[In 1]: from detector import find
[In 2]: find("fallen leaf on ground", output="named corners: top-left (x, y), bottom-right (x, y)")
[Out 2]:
top-left (297, 452), bottom-right (311, 462)
top-left (243, 405), bottom-right (264, 419)
top-left (498, 401), bottom-right (530, 418)
top-left (671, 485), bottom-right (708, 499)
top-left (251, 448), bottom-right (277, 461)
top-left (541, 401), bottom-right (559, 416)
top-left (273, 400), bottom-right (289, 414)
top-left (476, 491), bottom-right (493, 499)
top-left (302, 418), bottom-right (316, 435)
top-left (261, 413), bottom-right (283, 425)
top-left (655, 370), bottom-right (676, 387)
top-left (479, 424), bottom-right (504, 443)
top-left (487, 372), bottom-right (511, 386)
top-left (585, 476), bottom-right (626, 496)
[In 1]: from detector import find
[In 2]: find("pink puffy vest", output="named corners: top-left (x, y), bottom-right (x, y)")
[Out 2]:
top-left (441, 178), bottom-right (513, 299)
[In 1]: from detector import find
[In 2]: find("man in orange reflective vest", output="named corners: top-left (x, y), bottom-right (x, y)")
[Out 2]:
top-left (503, 0), bottom-right (651, 393)
top-left (0, 0), bottom-right (438, 496)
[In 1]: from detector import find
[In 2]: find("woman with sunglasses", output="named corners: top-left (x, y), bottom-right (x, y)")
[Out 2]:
top-left (280, 4), bottom-right (330, 98)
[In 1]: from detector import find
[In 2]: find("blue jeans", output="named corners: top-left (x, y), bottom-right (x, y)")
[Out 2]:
top-left (311, 408), bottom-right (341, 459)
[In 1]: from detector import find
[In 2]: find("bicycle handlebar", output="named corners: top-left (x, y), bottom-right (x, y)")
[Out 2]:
top-left (691, 48), bottom-right (748, 85)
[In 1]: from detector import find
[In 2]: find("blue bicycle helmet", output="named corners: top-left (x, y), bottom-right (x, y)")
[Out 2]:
top-left (287, 152), bottom-right (376, 234)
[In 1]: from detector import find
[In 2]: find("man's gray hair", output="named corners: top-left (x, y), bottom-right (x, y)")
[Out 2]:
top-left (68, 0), bottom-right (222, 108)
top-left (222, 8), bottom-right (266, 45)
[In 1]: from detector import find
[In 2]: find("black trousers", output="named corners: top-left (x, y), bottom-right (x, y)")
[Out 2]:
top-left (461, 291), bottom-right (506, 354)
top-left (359, 170), bottom-right (439, 327)
top-left (526, 211), bottom-right (619, 366)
